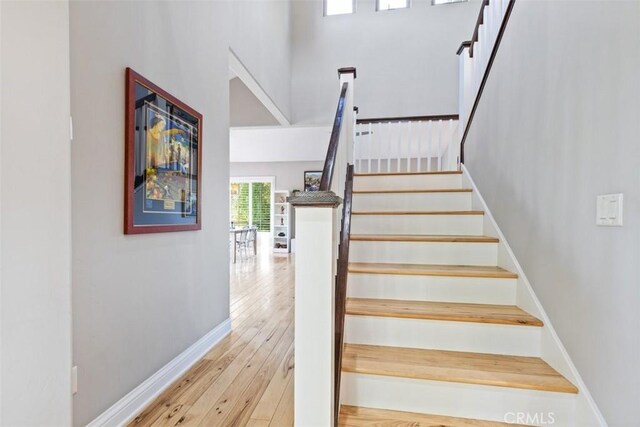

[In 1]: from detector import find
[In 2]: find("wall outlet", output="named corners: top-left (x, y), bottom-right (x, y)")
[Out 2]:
top-left (596, 193), bottom-right (623, 226)
top-left (72, 366), bottom-right (78, 395)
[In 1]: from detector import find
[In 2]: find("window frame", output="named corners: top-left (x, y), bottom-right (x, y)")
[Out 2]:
top-left (431, 0), bottom-right (468, 5)
top-left (376, 0), bottom-right (411, 12)
top-left (229, 176), bottom-right (275, 233)
top-left (323, 0), bottom-right (357, 16)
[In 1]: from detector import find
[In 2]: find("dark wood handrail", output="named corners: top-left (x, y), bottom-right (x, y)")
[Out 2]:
top-left (320, 83), bottom-right (349, 191)
top-left (459, 0), bottom-right (516, 164)
top-left (357, 114), bottom-right (459, 125)
top-left (333, 164), bottom-right (354, 425)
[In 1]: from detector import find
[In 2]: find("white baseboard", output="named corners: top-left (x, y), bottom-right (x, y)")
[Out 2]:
top-left (86, 318), bottom-right (232, 427)
top-left (461, 164), bottom-right (607, 426)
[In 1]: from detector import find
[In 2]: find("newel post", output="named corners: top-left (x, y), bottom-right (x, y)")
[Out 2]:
top-left (338, 67), bottom-right (356, 166)
top-left (289, 192), bottom-right (342, 427)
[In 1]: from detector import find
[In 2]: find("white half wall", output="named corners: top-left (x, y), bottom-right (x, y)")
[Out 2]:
top-left (230, 126), bottom-right (331, 162)
top-left (1, 1), bottom-right (72, 425)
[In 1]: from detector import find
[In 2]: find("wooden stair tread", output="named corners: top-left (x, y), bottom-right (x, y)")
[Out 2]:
top-left (354, 170), bottom-right (462, 177)
top-left (348, 262), bottom-right (518, 279)
top-left (339, 405), bottom-right (530, 426)
top-left (353, 188), bottom-right (472, 194)
top-left (350, 234), bottom-right (498, 243)
top-left (352, 210), bottom-right (484, 216)
top-left (342, 344), bottom-right (578, 393)
top-left (346, 298), bottom-right (543, 327)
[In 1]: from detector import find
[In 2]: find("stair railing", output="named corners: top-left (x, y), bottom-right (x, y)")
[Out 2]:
top-left (457, 0), bottom-right (516, 163)
top-left (333, 164), bottom-right (354, 425)
top-left (289, 67), bottom-right (356, 427)
top-left (354, 115), bottom-right (460, 173)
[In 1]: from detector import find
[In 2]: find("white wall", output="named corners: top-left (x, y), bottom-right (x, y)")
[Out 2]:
top-left (231, 0), bottom-right (292, 120)
top-left (464, 1), bottom-right (640, 424)
top-left (291, 0), bottom-right (479, 124)
top-left (0, 1), bottom-right (72, 425)
top-left (230, 125), bottom-right (331, 162)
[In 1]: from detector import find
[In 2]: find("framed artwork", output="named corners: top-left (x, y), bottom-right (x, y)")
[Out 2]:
top-left (124, 68), bottom-right (202, 234)
top-left (304, 170), bottom-right (322, 192)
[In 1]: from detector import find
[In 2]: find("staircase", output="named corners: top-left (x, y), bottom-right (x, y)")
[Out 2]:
top-left (337, 170), bottom-right (578, 426)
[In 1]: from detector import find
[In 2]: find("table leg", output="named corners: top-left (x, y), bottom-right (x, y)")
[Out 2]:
top-left (233, 234), bottom-right (237, 264)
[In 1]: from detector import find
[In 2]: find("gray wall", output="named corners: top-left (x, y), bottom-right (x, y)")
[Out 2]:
top-left (1, 1), bottom-right (72, 425)
top-left (291, 0), bottom-right (479, 124)
top-left (230, 77), bottom-right (280, 126)
top-left (465, 1), bottom-right (640, 425)
top-left (230, 161), bottom-right (324, 193)
top-left (70, 1), bottom-right (292, 425)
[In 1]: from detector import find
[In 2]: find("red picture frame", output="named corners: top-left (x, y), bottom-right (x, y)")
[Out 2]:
top-left (124, 68), bottom-right (202, 234)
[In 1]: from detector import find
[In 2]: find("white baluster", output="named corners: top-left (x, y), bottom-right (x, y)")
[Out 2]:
top-left (427, 120), bottom-right (433, 172)
top-left (407, 121), bottom-right (412, 173)
top-left (387, 122), bottom-right (392, 173)
top-left (367, 123), bottom-right (372, 173)
top-left (377, 122), bottom-right (382, 173)
top-left (447, 119), bottom-right (454, 171)
top-left (417, 121), bottom-right (422, 172)
top-left (397, 122), bottom-right (402, 173)
top-left (436, 120), bottom-right (442, 171)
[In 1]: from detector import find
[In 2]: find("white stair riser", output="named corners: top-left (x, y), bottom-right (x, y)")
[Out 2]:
top-left (347, 274), bottom-right (517, 305)
top-left (353, 192), bottom-right (472, 212)
top-left (351, 215), bottom-right (484, 235)
top-left (345, 316), bottom-right (541, 357)
top-left (341, 373), bottom-right (576, 426)
top-left (350, 240), bottom-right (497, 266)
top-left (354, 174), bottom-right (462, 191)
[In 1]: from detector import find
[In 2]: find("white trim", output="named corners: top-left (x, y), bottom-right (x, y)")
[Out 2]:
top-left (86, 319), bottom-right (231, 427)
top-left (461, 164), bottom-right (607, 426)
top-left (228, 49), bottom-right (290, 126)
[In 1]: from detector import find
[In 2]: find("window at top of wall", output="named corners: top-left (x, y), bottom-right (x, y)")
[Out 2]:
top-left (377, 0), bottom-right (410, 11)
top-left (324, 0), bottom-right (355, 16)
top-left (432, 0), bottom-right (468, 5)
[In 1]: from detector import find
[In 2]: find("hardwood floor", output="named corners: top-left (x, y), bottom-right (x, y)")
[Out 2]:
top-left (128, 252), bottom-right (295, 427)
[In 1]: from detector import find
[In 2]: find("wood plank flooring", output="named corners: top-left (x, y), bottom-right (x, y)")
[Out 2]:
top-left (128, 252), bottom-right (295, 427)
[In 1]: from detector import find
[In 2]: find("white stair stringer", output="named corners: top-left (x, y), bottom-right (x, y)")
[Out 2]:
top-left (352, 191), bottom-right (472, 212)
top-left (340, 372), bottom-right (577, 426)
top-left (349, 240), bottom-right (498, 266)
top-left (345, 316), bottom-right (541, 357)
top-left (461, 165), bottom-right (607, 426)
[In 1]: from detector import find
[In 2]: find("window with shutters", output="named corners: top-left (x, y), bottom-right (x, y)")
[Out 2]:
top-left (229, 180), bottom-right (272, 232)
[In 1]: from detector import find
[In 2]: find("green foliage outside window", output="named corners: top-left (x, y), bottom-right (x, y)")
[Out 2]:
top-left (230, 182), bottom-right (271, 232)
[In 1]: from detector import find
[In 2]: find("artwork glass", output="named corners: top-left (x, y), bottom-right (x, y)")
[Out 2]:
top-left (304, 171), bottom-right (322, 192)
top-left (125, 68), bottom-right (202, 234)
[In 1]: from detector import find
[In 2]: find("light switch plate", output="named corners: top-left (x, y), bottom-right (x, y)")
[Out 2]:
top-left (596, 193), bottom-right (623, 226)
